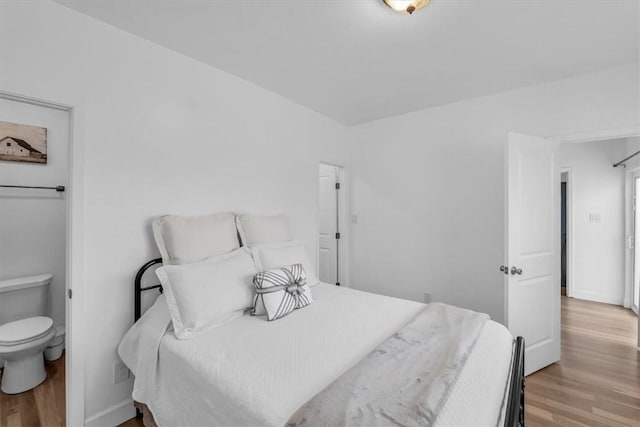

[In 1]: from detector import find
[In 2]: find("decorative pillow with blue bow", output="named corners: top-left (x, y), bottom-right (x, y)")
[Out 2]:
top-left (252, 263), bottom-right (313, 321)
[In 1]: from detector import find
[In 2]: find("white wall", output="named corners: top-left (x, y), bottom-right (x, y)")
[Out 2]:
top-left (1, 1), bottom-right (348, 424)
top-left (559, 138), bottom-right (630, 304)
top-left (347, 63), bottom-right (639, 323)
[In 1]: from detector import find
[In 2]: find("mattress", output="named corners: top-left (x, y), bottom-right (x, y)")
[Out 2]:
top-left (119, 283), bottom-right (513, 427)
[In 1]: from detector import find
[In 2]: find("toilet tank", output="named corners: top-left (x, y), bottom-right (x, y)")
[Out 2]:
top-left (0, 274), bottom-right (52, 325)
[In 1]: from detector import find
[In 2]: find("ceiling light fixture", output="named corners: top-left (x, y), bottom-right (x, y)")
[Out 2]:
top-left (383, 0), bottom-right (430, 15)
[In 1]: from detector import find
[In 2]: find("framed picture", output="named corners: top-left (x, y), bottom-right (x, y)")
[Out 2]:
top-left (0, 120), bottom-right (48, 164)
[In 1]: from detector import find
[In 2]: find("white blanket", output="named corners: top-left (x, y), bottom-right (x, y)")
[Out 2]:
top-left (287, 304), bottom-right (489, 426)
top-left (118, 284), bottom-right (513, 427)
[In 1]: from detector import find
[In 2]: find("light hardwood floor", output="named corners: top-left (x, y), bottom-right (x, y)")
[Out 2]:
top-left (526, 297), bottom-right (639, 426)
top-left (119, 416), bottom-right (144, 427)
top-left (0, 353), bottom-right (65, 427)
top-left (2, 298), bottom-right (638, 427)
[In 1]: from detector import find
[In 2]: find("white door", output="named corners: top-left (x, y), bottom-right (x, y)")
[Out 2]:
top-left (318, 164), bottom-right (339, 284)
top-left (506, 132), bottom-right (561, 375)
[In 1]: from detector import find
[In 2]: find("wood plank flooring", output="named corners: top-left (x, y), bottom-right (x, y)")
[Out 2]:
top-left (0, 353), bottom-right (65, 427)
top-left (526, 297), bottom-right (640, 426)
top-left (119, 416), bottom-right (144, 427)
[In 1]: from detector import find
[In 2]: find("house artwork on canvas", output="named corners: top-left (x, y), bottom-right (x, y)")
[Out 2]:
top-left (0, 120), bottom-right (47, 164)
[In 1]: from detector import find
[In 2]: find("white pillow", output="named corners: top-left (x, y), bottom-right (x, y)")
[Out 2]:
top-left (251, 240), bottom-right (320, 287)
top-left (152, 212), bottom-right (239, 265)
top-left (155, 248), bottom-right (257, 339)
top-left (252, 264), bottom-right (313, 321)
top-left (236, 214), bottom-right (291, 246)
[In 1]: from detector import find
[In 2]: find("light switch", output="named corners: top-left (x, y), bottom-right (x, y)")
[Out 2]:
top-left (351, 215), bottom-right (358, 224)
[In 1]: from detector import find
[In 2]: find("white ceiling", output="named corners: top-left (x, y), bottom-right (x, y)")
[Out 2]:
top-left (54, 0), bottom-right (639, 125)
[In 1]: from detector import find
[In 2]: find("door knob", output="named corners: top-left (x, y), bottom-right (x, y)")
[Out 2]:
top-left (510, 266), bottom-right (523, 275)
top-left (499, 265), bottom-right (508, 274)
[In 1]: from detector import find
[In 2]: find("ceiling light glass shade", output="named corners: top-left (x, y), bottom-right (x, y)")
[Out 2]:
top-left (383, 0), bottom-right (430, 15)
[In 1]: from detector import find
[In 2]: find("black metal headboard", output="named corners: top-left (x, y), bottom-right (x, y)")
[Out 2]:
top-left (134, 258), bottom-right (164, 322)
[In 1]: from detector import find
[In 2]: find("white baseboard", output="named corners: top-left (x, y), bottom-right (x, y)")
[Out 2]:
top-left (571, 290), bottom-right (624, 306)
top-left (85, 398), bottom-right (136, 427)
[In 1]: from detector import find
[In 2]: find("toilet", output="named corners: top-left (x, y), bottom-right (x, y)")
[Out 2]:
top-left (44, 326), bottom-right (66, 361)
top-left (0, 274), bottom-right (56, 394)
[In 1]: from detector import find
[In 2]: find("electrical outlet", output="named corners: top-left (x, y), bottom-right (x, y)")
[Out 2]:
top-left (113, 361), bottom-right (130, 384)
top-left (423, 292), bottom-right (432, 303)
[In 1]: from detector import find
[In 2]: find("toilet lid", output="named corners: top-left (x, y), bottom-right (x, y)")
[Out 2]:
top-left (0, 316), bottom-right (54, 345)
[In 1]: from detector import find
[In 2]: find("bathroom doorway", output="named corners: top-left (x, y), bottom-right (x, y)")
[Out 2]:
top-left (0, 94), bottom-right (72, 426)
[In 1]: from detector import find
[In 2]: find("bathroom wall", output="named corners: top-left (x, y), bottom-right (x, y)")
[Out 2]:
top-left (0, 98), bottom-right (68, 329)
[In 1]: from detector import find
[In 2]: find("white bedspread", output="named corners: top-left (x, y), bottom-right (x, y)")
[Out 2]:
top-left (118, 283), bottom-right (513, 427)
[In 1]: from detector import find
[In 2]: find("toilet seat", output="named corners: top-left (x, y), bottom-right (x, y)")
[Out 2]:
top-left (0, 316), bottom-right (54, 346)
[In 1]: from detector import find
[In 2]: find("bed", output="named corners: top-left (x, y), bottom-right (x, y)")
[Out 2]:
top-left (119, 258), bottom-right (525, 427)
top-left (118, 213), bottom-right (524, 427)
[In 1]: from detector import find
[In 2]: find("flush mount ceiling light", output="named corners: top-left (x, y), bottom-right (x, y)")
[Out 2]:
top-left (383, 0), bottom-right (430, 15)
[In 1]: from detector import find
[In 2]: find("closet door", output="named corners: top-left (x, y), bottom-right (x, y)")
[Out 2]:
top-left (318, 163), bottom-right (339, 284)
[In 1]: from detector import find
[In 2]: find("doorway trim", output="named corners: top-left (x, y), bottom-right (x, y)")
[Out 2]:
top-left (317, 161), bottom-right (349, 287)
top-left (625, 167), bottom-right (640, 311)
top-left (560, 167), bottom-right (574, 298)
top-left (550, 126), bottom-right (640, 349)
top-left (0, 90), bottom-right (86, 426)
